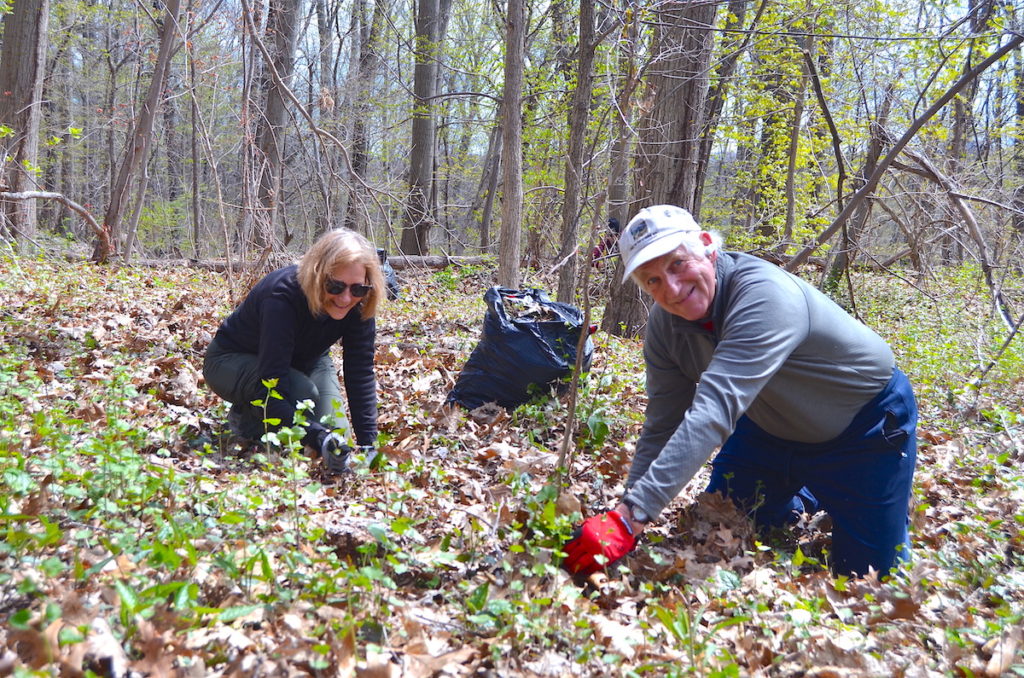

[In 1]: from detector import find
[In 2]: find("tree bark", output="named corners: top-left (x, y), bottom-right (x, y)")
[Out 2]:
top-left (556, 0), bottom-right (597, 304)
top-left (312, 0), bottom-right (340, 235)
top-left (497, 0), bottom-right (524, 288)
top-left (693, 0), bottom-right (762, 218)
top-left (467, 116), bottom-right (503, 252)
top-left (95, 0), bottom-right (182, 263)
top-left (600, 7), bottom-right (645, 337)
top-left (631, 0), bottom-right (717, 211)
top-left (941, 0), bottom-right (995, 264)
top-left (400, 0), bottom-right (444, 255)
top-left (604, 0), bottom-right (716, 338)
top-left (343, 0), bottom-right (386, 236)
top-left (188, 1), bottom-right (203, 257)
top-left (252, 0), bottom-right (301, 250)
top-left (782, 33), bottom-right (813, 243)
top-left (0, 0), bottom-right (50, 250)
top-left (1014, 54), bottom-right (1024, 238)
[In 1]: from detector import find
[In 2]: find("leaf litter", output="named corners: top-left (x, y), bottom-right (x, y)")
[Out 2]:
top-left (0, 257), bottom-right (1021, 677)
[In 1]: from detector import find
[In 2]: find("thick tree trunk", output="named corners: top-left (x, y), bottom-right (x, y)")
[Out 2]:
top-left (497, 0), bottom-right (524, 288)
top-left (252, 0), bottom-right (301, 250)
top-left (0, 0), bottom-right (50, 250)
top-left (631, 0), bottom-right (717, 211)
top-left (604, 0), bottom-right (716, 338)
top-left (400, 0), bottom-right (443, 255)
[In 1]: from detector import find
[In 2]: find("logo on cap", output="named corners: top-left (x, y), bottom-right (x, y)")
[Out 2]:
top-left (628, 218), bottom-right (652, 242)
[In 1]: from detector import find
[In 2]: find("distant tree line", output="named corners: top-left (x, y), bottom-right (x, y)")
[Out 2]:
top-left (0, 0), bottom-right (1021, 334)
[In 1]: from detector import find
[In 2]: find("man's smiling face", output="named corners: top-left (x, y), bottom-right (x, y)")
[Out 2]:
top-left (636, 237), bottom-right (717, 321)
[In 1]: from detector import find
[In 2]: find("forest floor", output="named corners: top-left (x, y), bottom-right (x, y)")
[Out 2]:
top-left (0, 254), bottom-right (1022, 677)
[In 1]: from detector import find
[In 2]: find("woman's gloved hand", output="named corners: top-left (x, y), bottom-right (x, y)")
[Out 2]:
top-left (318, 431), bottom-right (352, 475)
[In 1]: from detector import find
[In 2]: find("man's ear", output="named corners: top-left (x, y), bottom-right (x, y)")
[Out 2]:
top-left (700, 231), bottom-right (718, 262)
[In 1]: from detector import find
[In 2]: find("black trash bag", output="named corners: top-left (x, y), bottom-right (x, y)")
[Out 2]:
top-left (447, 287), bottom-right (594, 411)
top-left (377, 248), bottom-right (401, 300)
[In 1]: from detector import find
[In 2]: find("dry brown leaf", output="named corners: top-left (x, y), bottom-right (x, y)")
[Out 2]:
top-left (85, 617), bottom-right (130, 677)
top-left (588, 614), bottom-right (643, 660)
top-left (984, 628), bottom-right (1022, 677)
top-left (132, 620), bottom-right (177, 678)
top-left (356, 645), bottom-right (400, 678)
top-left (556, 492), bottom-right (581, 516)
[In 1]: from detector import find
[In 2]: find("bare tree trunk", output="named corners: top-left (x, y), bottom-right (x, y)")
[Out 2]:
top-left (497, 0), bottom-right (524, 288)
top-left (188, 0), bottom-right (203, 257)
top-left (942, 0), bottom-right (995, 264)
top-left (314, 0), bottom-right (340, 235)
top-left (39, 27), bottom-right (75, 235)
top-left (251, 0), bottom-right (301, 250)
top-left (96, 0), bottom-right (182, 262)
top-left (782, 33), bottom-right (813, 243)
top-left (467, 116), bottom-right (503, 252)
top-left (601, 8), bottom-right (646, 337)
top-left (164, 83), bottom-right (183, 204)
top-left (400, 0), bottom-right (443, 255)
top-left (604, 0), bottom-right (716, 338)
top-left (343, 0), bottom-right (386, 235)
top-left (1013, 54), bottom-right (1024, 239)
top-left (0, 0), bottom-right (50, 250)
top-left (556, 0), bottom-right (597, 304)
top-left (631, 0), bottom-right (717, 211)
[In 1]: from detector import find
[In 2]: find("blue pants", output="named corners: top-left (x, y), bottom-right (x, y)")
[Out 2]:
top-left (706, 368), bottom-right (918, 577)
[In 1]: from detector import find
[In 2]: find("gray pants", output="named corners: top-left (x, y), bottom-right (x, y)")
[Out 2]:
top-left (203, 337), bottom-right (348, 439)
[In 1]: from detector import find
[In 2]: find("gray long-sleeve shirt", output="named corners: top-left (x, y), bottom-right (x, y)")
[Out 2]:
top-left (623, 251), bottom-right (894, 519)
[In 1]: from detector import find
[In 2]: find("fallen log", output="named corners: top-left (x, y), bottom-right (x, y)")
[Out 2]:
top-left (114, 253), bottom-right (493, 272)
top-left (386, 254), bottom-right (491, 270)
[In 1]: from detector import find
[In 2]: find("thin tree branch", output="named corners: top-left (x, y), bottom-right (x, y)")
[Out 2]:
top-left (802, 48), bottom-right (845, 213)
top-left (238, 0), bottom-right (389, 234)
top-left (0, 190), bottom-right (110, 254)
top-left (892, 148), bottom-right (1015, 329)
top-left (785, 31), bottom-right (1024, 272)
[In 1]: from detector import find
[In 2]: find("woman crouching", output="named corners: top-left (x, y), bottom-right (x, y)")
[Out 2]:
top-left (203, 228), bottom-right (384, 474)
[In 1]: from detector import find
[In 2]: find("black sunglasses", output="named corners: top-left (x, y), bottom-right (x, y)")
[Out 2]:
top-left (325, 278), bottom-right (372, 298)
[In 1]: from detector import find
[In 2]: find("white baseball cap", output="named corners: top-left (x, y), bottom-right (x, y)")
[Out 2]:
top-left (619, 205), bottom-right (701, 282)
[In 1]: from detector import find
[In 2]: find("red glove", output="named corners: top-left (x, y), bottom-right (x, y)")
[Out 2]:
top-left (562, 510), bottom-right (636, 577)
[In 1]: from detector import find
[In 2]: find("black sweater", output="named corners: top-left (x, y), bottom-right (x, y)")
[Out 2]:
top-left (213, 265), bottom-right (377, 446)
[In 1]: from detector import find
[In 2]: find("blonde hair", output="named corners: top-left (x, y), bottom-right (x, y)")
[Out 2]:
top-left (297, 228), bottom-right (386, 319)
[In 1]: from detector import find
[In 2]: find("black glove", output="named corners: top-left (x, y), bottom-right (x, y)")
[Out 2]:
top-left (318, 432), bottom-right (352, 475)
